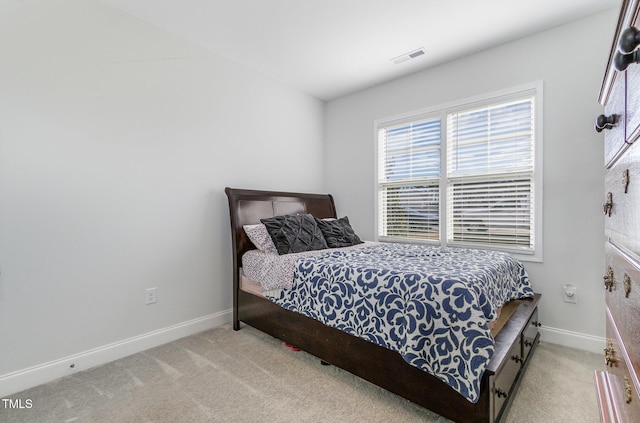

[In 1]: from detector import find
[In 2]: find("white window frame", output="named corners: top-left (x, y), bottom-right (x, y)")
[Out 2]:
top-left (374, 82), bottom-right (543, 262)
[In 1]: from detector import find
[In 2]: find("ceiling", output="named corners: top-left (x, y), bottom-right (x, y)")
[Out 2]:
top-left (100, 0), bottom-right (621, 101)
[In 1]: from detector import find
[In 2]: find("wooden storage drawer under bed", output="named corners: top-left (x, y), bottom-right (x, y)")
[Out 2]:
top-left (485, 297), bottom-right (541, 422)
top-left (491, 338), bottom-right (523, 421)
top-left (522, 308), bottom-right (540, 362)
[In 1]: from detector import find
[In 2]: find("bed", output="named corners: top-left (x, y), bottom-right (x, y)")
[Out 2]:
top-left (225, 187), bottom-right (541, 423)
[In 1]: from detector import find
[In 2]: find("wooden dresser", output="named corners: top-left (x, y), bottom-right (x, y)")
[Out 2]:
top-left (595, 1), bottom-right (640, 421)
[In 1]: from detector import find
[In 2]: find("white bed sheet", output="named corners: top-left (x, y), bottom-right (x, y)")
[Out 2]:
top-left (241, 242), bottom-right (373, 291)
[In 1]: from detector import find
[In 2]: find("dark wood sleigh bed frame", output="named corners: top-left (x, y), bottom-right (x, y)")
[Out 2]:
top-left (225, 187), bottom-right (541, 423)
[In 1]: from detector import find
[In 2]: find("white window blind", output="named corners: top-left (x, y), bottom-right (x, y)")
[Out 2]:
top-left (378, 118), bottom-right (441, 240)
top-left (446, 98), bottom-right (535, 251)
top-left (376, 84), bottom-right (540, 258)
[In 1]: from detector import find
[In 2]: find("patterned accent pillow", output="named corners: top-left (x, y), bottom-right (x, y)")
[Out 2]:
top-left (243, 223), bottom-right (278, 254)
top-left (315, 216), bottom-right (363, 248)
top-left (261, 214), bottom-right (328, 255)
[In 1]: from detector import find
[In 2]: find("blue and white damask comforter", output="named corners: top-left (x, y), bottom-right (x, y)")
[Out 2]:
top-left (255, 242), bottom-right (534, 403)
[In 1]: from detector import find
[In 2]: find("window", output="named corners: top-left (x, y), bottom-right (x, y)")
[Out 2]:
top-left (376, 82), bottom-right (542, 260)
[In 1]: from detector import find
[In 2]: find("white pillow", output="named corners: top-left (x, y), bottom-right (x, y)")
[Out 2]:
top-left (243, 223), bottom-right (278, 254)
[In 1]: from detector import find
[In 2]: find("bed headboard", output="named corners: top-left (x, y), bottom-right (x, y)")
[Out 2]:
top-left (224, 187), bottom-right (337, 273)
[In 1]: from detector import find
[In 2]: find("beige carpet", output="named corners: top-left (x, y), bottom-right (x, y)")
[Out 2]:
top-left (0, 323), bottom-right (603, 423)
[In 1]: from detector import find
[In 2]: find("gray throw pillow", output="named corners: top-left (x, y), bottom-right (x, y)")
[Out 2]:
top-left (261, 214), bottom-right (328, 255)
top-left (315, 216), bottom-right (363, 248)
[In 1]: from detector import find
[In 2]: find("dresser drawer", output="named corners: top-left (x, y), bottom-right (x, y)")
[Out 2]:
top-left (599, 310), bottom-right (640, 422)
top-left (522, 308), bottom-right (539, 362)
top-left (625, 11), bottom-right (640, 147)
top-left (604, 242), bottom-right (640, 379)
top-left (603, 73), bottom-right (627, 168)
top-left (627, 66), bottom-right (640, 145)
top-left (605, 140), bottom-right (640, 257)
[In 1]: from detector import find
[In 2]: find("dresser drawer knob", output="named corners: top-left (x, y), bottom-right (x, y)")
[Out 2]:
top-left (495, 388), bottom-right (508, 399)
top-left (603, 192), bottom-right (613, 217)
top-left (605, 339), bottom-right (617, 367)
top-left (618, 26), bottom-right (640, 54)
top-left (524, 339), bottom-right (535, 347)
top-left (594, 114), bottom-right (618, 132)
top-left (604, 266), bottom-right (614, 292)
top-left (531, 320), bottom-right (542, 328)
top-left (614, 26), bottom-right (640, 71)
top-left (511, 355), bottom-right (523, 364)
top-left (624, 273), bottom-right (632, 298)
top-left (614, 49), bottom-right (640, 71)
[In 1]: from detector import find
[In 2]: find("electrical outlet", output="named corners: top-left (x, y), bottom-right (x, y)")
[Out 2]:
top-left (146, 287), bottom-right (157, 305)
top-left (563, 284), bottom-right (577, 304)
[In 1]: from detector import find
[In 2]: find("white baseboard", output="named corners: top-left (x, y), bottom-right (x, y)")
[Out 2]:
top-left (539, 325), bottom-right (605, 354)
top-left (0, 309), bottom-right (232, 398)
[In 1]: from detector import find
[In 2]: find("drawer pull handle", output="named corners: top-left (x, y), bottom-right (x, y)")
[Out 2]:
top-left (531, 321), bottom-right (542, 328)
top-left (524, 339), bottom-right (534, 347)
top-left (623, 169), bottom-right (630, 193)
top-left (615, 27), bottom-right (640, 71)
top-left (495, 388), bottom-right (508, 399)
top-left (613, 50), bottom-right (640, 72)
top-left (594, 114), bottom-right (618, 132)
top-left (604, 266), bottom-right (614, 292)
top-left (625, 377), bottom-right (633, 404)
top-left (604, 339), bottom-right (616, 367)
top-left (614, 49), bottom-right (640, 71)
top-left (624, 273), bottom-right (632, 298)
top-left (618, 26), bottom-right (640, 54)
top-left (603, 192), bottom-right (613, 217)
top-left (511, 355), bottom-right (523, 364)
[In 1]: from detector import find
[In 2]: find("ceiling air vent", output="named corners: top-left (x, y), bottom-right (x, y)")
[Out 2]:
top-left (392, 48), bottom-right (426, 64)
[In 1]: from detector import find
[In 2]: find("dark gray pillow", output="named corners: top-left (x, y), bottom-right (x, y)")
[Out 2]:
top-left (261, 214), bottom-right (328, 255)
top-left (315, 216), bottom-right (363, 248)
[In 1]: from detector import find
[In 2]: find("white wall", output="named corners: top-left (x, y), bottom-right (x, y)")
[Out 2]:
top-left (0, 0), bottom-right (324, 394)
top-left (325, 10), bottom-right (618, 351)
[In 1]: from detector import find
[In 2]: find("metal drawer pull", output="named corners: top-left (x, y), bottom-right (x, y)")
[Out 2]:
top-left (605, 339), bottom-right (616, 367)
top-left (495, 388), bottom-right (508, 399)
top-left (614, 49), bottom-right (640, 71)
top-left (594, 114), bottom-right (618, 132)
top-left (618, 26), bottom-right (640, 54)
top-left (603, 192), bottom-right (613, 216)
top-left (604, 266), bottom-right (614, 292)
top-left (511, 355), bottom-right (523, 364)
top-left (624, 273), bottom-right (632, 298)
top-left (623, 169), bottom-right (630, 193)
top-left (625, 377), bottom-right (633, 404)
top-left (524, 339), bottom-right (534, 347)
top-left (617, 25), bottom-right (640, 71)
